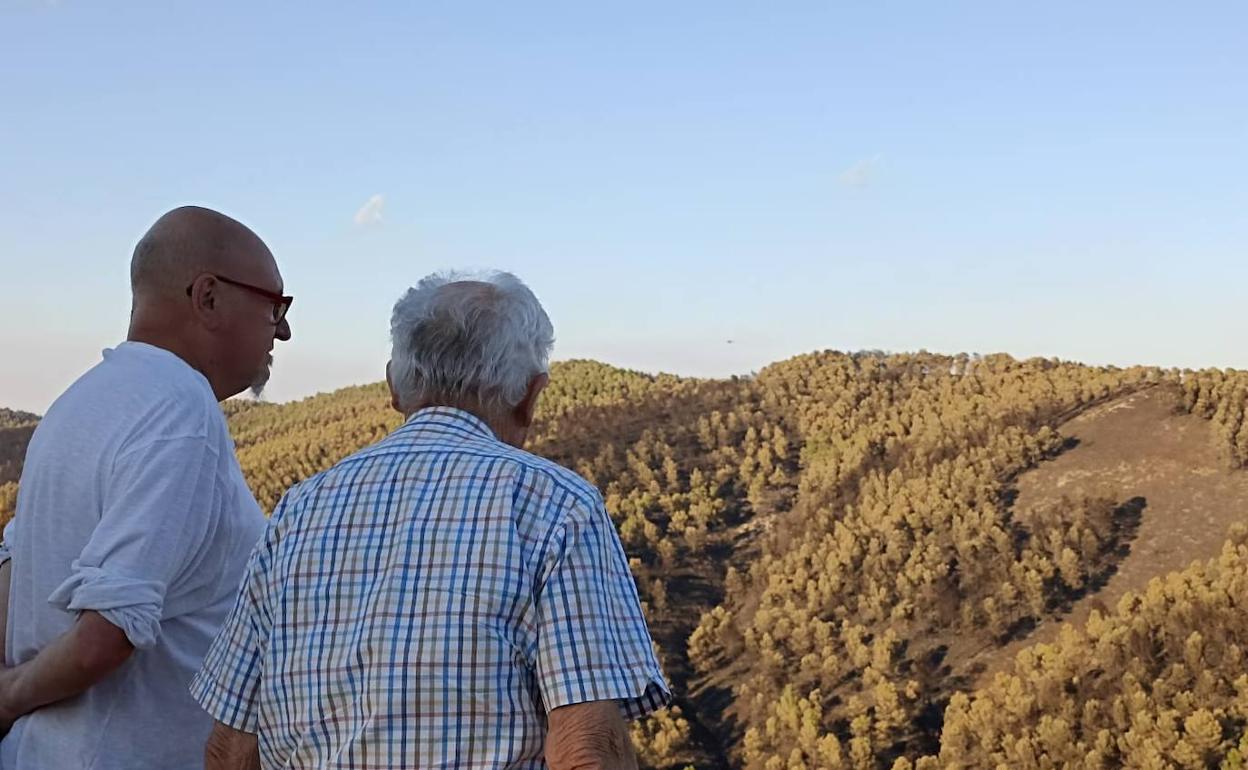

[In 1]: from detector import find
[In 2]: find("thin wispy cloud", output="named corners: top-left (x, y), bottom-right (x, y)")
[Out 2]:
top-left (353, 194), bottom-right (385, 226)
top-left (839, 155), bottom-right (882, 188)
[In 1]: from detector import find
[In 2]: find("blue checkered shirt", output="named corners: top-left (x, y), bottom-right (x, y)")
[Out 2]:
top-left (191, 407), bottom-right (670, 768)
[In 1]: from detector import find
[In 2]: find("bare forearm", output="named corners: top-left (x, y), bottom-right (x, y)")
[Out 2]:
top-left (0, 611), bottom-right (132, 719)
top-left (205, 720), bottom-right (261, 770)
top-left (546, 700), bottom-right (638, 770)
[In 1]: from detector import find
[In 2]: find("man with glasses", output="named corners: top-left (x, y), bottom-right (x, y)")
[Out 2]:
top-left (0, 206), bottom-right (289, 769)
top-left (184, 273), bottom-right (292, 396)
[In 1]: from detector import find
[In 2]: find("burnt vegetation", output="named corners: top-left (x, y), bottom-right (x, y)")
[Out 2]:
top-left (5, 354), bottom-right (1248, 768)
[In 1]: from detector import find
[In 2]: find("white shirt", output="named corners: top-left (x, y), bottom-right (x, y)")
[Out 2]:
top-left (0, 341), bottom-right (265, 769)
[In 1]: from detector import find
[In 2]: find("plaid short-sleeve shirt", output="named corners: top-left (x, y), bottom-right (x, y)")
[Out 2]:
top-left (191, 407), bottom-right (670, 768)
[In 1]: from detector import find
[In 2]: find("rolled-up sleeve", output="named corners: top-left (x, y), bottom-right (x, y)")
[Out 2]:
top-left (47, 434), bottom-right (219, 649)
top-left (533, 491), bottom-right (671, 719)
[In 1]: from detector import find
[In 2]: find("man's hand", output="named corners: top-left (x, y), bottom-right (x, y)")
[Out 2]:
top-left (205, 720), bottom-right (261, 770)
top-left (546, 700), bottom-right (638, 770)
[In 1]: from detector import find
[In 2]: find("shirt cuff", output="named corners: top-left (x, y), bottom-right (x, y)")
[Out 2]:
top-left (543, 663), bottom-right (672, 721)
top-left (619, 680), bottom-right (672, 720)
top-left (47, 563), bottom-right (165, 649)
top-left (189, 667), bottom-right (259, 732)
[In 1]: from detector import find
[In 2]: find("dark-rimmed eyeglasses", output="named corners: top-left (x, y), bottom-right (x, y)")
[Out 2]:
top-left (186, 274), bottom-right (293, 324)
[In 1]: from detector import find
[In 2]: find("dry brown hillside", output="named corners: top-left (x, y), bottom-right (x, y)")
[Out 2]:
top-left (0, 408), bottom-right (39, 485)
top-left (973, 384), bottom-right (1248, 681)
top-left (4, 357), bottom-right (1248, 767)
top-left (0, 408), bottom-right (40, 526)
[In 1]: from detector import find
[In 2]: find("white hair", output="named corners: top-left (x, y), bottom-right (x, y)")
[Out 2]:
top-left (389, 270), bottom-right (555, 413)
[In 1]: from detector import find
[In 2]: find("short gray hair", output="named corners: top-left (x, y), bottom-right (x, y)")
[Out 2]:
top-left (389, 271), bottom-right (555, 413)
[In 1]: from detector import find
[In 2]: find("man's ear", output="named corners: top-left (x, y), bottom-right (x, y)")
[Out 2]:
top-left (514, 372), bottom-right (549, 428)
top-left (187, 273), bottom-right (224, 330)
top-left (385, 361), bottom-right (404, 415)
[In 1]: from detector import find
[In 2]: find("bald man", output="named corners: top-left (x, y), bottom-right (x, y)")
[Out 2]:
top-left (0, 206), bottom-right (290, 768)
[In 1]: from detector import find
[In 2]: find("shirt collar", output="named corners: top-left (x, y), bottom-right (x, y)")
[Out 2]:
top-left (403, 405), bottom-right (498, 441)
top-left (106, 341), bottom-right (215, 398)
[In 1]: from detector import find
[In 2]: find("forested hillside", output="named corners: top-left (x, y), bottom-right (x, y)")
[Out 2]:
top-left (3, 354), bottom-right (1248, 768)
top-left (0, 408), bottom-right (39, 523)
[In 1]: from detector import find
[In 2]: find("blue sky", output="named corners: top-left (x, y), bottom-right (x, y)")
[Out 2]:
top-left (2, 1), bottom-right (1246, 413)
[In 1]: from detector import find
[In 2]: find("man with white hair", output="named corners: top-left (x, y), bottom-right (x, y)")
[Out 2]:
top-left (0, 206), bottom-right (290, 768)
top-left (193, 271), bottom-right (670, 769)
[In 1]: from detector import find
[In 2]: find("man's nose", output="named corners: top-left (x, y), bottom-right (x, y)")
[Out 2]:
top-left (276, 316), bottom-right (292, 342)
